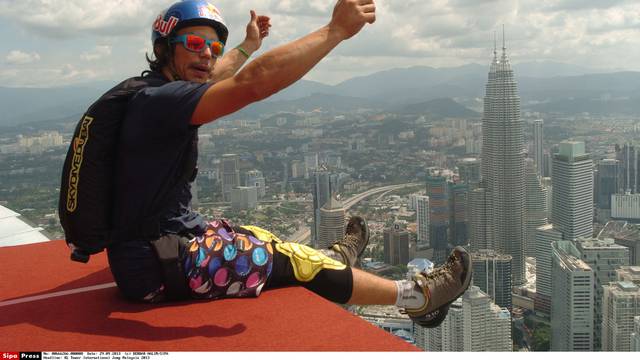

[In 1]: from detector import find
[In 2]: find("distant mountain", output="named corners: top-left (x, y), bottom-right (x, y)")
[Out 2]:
top-left (512, 61), bottom-right (610, 78)
top-left (3, 62), bottom-right (640, 127)
top-left (226, 93), bottom-right (386, 120)
top-left (0, 86), bottom-right (104, 127)
top-left (527, 96), bottom-right (640, 116)
top-left (332, 64), bottom-right (486, 103)
top-left (264, 79), bottom-right (334, 102)
top-left (388, 98), bottom-right (480, 118)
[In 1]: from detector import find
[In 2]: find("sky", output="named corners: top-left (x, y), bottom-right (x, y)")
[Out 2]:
top-left (0, 0), bottom-right (639, 87)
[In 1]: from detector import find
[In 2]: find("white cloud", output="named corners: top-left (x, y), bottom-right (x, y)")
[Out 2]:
top-left (1, 0), bottom-right (640, 86)
top-left (80, 45), bottom-right (112, 61)
top-left (5, 50), bottom-right (41, 64)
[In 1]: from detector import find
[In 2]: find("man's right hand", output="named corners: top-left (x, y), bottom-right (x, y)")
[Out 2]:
top-left (329, 0), bottom-right (376, 40)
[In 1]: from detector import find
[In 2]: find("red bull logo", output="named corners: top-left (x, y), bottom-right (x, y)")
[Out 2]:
top-left (153, 15), bottom-right (179, 36)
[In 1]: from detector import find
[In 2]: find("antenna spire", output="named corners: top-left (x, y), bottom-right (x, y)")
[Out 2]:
top-left (494, 31), bottom-right (497, 57)
top-left (502, 24), bottom-right (506, 53)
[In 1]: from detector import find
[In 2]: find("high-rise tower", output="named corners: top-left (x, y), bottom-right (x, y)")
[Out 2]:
top-left (551, 141), bottom-right (593, 240)
top-left (480, 34), bottom-right (526, 285)
top-left (525, 158), bottom-right (548, 257)
top-left (221, 154), bottom-right (240, 202)
top-left (533, 119), bottom-right (544, 177)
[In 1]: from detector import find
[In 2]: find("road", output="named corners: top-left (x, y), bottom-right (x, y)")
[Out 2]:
top-left (287, 182), bottom-right (421, 244)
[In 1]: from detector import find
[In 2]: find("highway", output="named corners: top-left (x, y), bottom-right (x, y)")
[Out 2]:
top-left (287, 182), bottom-right (421, 244)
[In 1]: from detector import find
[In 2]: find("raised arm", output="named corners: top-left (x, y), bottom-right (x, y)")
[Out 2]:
top-left (191, 0), bottom-right (376, 125)
top-left (209, 10), bottom-right (271, 82)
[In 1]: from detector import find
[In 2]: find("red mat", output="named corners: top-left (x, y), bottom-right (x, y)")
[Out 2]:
top-left (0, 240), bottom-right (419, 351)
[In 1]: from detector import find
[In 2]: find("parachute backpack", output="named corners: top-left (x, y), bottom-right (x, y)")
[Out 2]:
top-left (58, 76), bottom-right (166, 263)
top-left (58, 0), bottom-right (229, 263)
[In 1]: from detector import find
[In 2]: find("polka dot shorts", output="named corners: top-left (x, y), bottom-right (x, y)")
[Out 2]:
top-left (184, 219), bottom-right (273, 299)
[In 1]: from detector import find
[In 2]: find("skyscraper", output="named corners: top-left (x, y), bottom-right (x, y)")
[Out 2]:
top-left (525, 158), bottom-right (548, 257)
top-left (311, 168), bottom-right (333, 248)
top-left (415, 287), bottom-right (511, 352)
top-left (415, 195), bottom-right (430, 249)
top-left (575, 237), bottom-right (629, 350)
top-left (221, 154), bottom-right (240, 202)
top-left (426, 175), bottom-right (449, 264)
top-left (551, 240), bottom-right (594, 351)
top-left (480, 38), bottom-right (526, 285)
top-left (552, 141), bottom-right (594, 240)
top-left (469, 187), bottom-right (491, 251)
top-left (632, 316), bottom-right (640, 351)
top-left (449, 183), bottom-right (468, 247)
top-left (318, 196), bottom-right (345, 249)
top-left (230, 186), bottom-right (258, 211)
top-left (471, 249), bottom-right (512, 310)
top-left (617, 144), bottom-right (638, 194)
top-left (533, 119), bottom-right (544, 177)
top-left (602, 281), bottom-right (640, 351)
top-left (384, 223), bottom-right (411, 266)
top-left (245, 169), bottom-right (266, 198)
top-left (534, 224), bottom-right (563, 317)
top-left (596, 159), bottom-right (621, 211)
top-left (457, 158), bottom-right (481, 187)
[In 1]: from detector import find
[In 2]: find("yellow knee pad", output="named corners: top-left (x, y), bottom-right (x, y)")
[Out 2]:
top-left (240, 225), bottom-right (346, 282)
top-left (274, 242), bottom-right (346, 282)
top-left (240, 225), bottom-right (283, 244)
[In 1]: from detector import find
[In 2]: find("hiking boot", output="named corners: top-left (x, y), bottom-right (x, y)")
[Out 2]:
top-left (322, 216), bottom-right (370, 267)
top-left (405, 246), bottom-right (472, 327)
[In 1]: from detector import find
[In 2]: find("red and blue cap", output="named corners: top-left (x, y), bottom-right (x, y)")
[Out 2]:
top-left (152, 0), bottom-right (229, 46)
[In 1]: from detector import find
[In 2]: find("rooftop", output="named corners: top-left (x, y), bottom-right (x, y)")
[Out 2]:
top-left (0, 205), bottom-right (49, 247)
top-left (0, 240), bottom-right (419, 351)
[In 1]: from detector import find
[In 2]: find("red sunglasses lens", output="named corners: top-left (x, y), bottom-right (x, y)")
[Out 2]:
top-left (211, 42), bottom-right (223, 56)
top-left (185, 35), bottom-right (205, 51)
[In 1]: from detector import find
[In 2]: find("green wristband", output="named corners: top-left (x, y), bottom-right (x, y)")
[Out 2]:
top-left (236, 46), bottom-right (250, 59)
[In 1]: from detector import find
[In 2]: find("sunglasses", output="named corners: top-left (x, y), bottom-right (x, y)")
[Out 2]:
top-left (170, 33), bottom-right (225, 57)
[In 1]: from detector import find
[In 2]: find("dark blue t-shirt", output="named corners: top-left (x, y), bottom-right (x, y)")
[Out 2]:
top-left (113, 72), bottom-right (212, 241)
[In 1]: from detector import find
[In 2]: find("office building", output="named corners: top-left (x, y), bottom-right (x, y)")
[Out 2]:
top-left (632, 316), bottom-right (640, 351)
top-left (550, 241), bottom-right (594, 351)
top-left (318, 196), bottom-right (345, 249)
top-left (230, 186), bottom-right (258, 211)
top-left (575, 237), bottom-right (629, 350)
top-left (416, 287), bottom-right (511, 352)
top-left (449, 183), bottom-right (468, 247)
top-left (602, 280), bottom-right (640, 351)
top-left (611, 193), bottom-right (640, 222)
top-left (457, 158), bottom-right (481, 187)
top-left (384, 222), bottom-right (411, 266)
top-left (596, 159), bottom-right (621, 210)
top-left (312, 168), bottom-right (334, 248)
top-left (617, 144), bottom-right (638, 194)
top-left (471, 249), bottom-right (512, 309)
top-left (245, 170), bottom-right (266, 198)
top-left (221, 154), bottom-right (240, 202)
top-left (426, 175), bottom-right (449, 264)
top-left (415, 196), bottom-right (430, 249)
top-left (534, 224), bottom-right (563, 316)
top-left (525, 158), bottom-right (548, 257)
top-left (469, 187), bottom-right (491, 251)
top-left (552, 141), bottom-right (594, 240)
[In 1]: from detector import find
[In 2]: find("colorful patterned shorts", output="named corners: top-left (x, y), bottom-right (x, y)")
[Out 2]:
top-left (184, 219), bottom-right (273, 299)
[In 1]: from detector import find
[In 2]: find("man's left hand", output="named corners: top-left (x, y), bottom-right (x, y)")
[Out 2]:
top-left (243, 10), bottom-right (271, 53)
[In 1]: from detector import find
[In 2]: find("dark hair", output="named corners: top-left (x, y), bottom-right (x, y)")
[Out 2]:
top-left (145, 40), bottom-right (174, 73)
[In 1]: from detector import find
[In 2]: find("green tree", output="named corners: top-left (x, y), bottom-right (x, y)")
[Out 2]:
top-left (532, 324), bottom-right (550, 351)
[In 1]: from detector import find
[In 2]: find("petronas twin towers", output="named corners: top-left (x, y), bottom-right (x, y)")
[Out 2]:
top-left (479, 41), bottom-right (526, 285)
